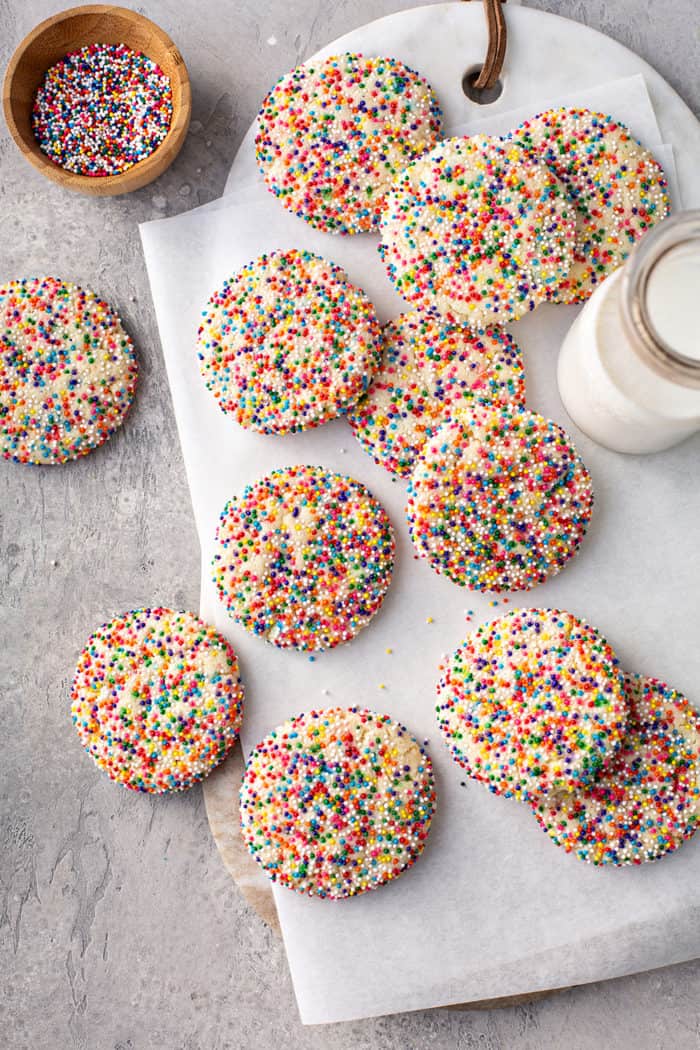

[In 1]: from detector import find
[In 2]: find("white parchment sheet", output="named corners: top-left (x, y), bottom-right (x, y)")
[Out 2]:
top-left (140, 45), bottom-right (700, 1022)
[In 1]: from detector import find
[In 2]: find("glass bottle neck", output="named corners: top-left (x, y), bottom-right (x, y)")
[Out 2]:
top-left (620, 210), bottom-right (700, 391)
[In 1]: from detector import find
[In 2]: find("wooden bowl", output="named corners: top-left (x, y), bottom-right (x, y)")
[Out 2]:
top-left (2, 4), bottom-right (191, 196)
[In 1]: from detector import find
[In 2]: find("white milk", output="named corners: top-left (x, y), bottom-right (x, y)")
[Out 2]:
top-left (645, 242), bottom-right (700, 360)
top-left (557, 216), bottom-right (700, 454)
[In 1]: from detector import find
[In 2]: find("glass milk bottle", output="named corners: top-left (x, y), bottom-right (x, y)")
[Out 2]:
top-left (557, 211), bottom-right (700, 454)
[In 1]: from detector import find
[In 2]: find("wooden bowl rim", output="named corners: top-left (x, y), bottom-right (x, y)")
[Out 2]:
top-left (2, 3), bottom-right (192, 196)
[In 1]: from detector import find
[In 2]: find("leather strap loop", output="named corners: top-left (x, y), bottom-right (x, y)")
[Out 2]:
top-left (465, 0), bottom-right (507, 90)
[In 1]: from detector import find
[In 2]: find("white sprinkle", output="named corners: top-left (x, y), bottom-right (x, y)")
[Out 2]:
top-left (266, 35), bottom-right (278, 46)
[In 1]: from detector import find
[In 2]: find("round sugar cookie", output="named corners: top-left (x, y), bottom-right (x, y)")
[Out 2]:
top-left (531, 673), bottom-right (700, 865)
top-left (0, 277), bottom-right (137, 465)
top-left (197, 249), bottom-right (382, 434)
top-left (406, 407), bottom-right (594, 592)
top-left (71, 608), bottom-right (244, 793)
top-left (509, 108), bottom-right (670, 303)
top-left (240, 707), bottom-right (436, 898)
top-left (378, 135), bottom-right (577, 327)
top-left (347, 312), bottom-right (526, 477)
top-left (212, 466), bottom-right (395, 650)
top-left (255, 53), bottom-right (442, 235)
top-left (436, 607), bottom-right (627, 801)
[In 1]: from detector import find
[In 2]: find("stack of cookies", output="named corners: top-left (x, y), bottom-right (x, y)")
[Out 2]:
top-left (437, 608), bottom-right (700, 866)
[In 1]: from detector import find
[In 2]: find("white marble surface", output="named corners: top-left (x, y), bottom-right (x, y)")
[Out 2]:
top-left (2, 1), bottom-right (700, 1047)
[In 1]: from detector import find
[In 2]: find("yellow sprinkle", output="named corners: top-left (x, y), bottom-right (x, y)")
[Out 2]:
top-left (378, 683), bottom-right (386, 689)
top-left (426, 617), bottom-right (434, 624)
top-left (386, 648), bottom-right (393, 654)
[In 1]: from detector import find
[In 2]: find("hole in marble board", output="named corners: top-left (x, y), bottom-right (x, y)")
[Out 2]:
top-left (462, 66), bottom-right (503, 105)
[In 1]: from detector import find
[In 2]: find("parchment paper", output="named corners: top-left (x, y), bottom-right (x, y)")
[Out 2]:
top-left (140, 41), bottom-right (700, 1025)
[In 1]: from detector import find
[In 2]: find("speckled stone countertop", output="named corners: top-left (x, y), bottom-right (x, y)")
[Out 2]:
top-left (2, 2), bottom-right (699, 1048)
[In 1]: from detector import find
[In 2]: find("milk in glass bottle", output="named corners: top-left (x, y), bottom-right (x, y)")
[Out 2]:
top-left (557, 211), bottom-right (700, 454)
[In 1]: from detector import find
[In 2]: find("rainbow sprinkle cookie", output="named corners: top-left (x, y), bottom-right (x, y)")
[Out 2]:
top-left (197, 249), bottom-right (382, 434)
top-left (0, 277), bottom-right (137, 465)
top-left (379, 135), bottom-right (576, 327)
top-left (255, 53), bottom-right (442, 234)
top-left (348, 312), bottom-right (526, 477)
top-left (436, 608), bottom-right (627, 801)
top-left (240, 707), bottom-right (436, 898)
top-left (406, 407), bottom-right (594, 592)
top-left (71, 608), bottom-right (244, 793)
top-left (508, 108), bottom-right (670, 302)
top-left (212, 466), bottom-right (395, 650)
top-left (32, 43), bottom-right (172, 176)
top-left (532, 673), bottom-right (700, 864)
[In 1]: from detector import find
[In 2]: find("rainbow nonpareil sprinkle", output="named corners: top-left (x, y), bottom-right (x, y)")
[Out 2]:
top-left (71, 608), bottom-right (244, 793)
top-left (212, 466), bottom-right (395, 651)
top-left (32, 43), bottom-right (172, 176)
top-left (240, 707), bottom-right (436, 898)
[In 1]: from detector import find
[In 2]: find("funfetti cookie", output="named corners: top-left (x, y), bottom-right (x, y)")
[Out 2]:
top-left (347, 312), bottom-right (526, 477)
top-left (212, 466), bottom-right (395, 651)
top-left (255, 53), bottom-right (442, 234)
top-left (379, 135), bottom-right (577, 327)
top-left (406, 407), bottom-right (594, 593)
top-left (508, 108), bottom-right (670, 302)
top-left (0, 277), bottom-right (137, 465)
top-left (436, 608), bottom-right (627, 802)
top-left (531, 673), bottom-right (700, 865)
top-left (197, 249), bottom-right (382, 435)
top-left (240, 707), bottom-right (436, 898)
top-left (71, 608), bottom-right (244, 793)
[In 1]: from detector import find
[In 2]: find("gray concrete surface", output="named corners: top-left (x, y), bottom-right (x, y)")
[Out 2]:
top-left (1, 2), bottom-right (699, 1047)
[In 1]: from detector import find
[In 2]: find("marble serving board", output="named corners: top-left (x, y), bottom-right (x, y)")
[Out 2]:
top-left (140, 1), bottom-right (700, 1025)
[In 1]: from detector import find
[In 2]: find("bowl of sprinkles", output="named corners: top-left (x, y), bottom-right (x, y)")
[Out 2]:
top-left (2, 4), bottom-right (191, 195)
